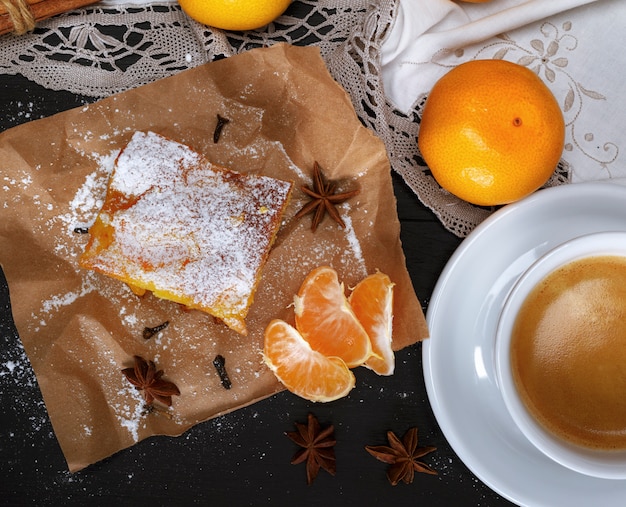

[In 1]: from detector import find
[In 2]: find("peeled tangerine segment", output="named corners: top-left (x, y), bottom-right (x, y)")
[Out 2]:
top-left (263, 319), bottom-right (356, 402)
top-left (293, 266), bottom-right (372, 368)
top-left (349, 271), bottom-right (395, 376)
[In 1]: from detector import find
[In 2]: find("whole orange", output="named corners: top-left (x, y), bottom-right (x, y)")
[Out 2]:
top-left (418, 59), bottom-right (565, 206)
top-left (178, 0), bottom-right (291, 31)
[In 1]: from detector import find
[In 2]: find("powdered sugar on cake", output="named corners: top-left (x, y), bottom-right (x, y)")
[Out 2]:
top-left (79, 131), bottom-right (293, 334)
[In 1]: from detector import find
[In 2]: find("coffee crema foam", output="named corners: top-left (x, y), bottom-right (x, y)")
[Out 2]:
top-left (511, 255), bottom-right (626, 451)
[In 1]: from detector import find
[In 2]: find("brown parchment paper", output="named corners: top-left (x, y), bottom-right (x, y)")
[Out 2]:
top-left (0, 43), bottom-right (428, 472)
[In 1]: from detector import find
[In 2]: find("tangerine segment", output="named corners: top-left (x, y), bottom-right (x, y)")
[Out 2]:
top-left (349, 271), bottom-right (395, 376)
top-left (263, 319), bottom-right (356, 402)
top-left (294, 266), bottom-right (372, 368)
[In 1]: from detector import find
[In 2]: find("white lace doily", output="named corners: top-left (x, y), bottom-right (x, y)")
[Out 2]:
top-left (0, 0), bottom-right (569, 237)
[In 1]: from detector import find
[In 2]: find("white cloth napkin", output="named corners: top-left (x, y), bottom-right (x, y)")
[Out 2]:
top-left (381, 0), bottom-right (626, 184)
top-left (382, 0), bottom-right (599, 111)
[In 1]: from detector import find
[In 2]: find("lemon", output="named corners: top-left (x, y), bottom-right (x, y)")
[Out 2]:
top-left (178, 0), bottom-right (291, 31)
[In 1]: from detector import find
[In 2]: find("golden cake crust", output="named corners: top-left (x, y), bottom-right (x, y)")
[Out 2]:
top-left (79, 131), bottom-right (293, 335)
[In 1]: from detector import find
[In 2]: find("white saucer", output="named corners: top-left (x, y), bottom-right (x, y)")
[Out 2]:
top-left (423, 183), bottom-right (626, 507)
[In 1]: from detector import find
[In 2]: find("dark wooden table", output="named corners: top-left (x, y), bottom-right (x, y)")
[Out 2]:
top-left (0, 71), bottom-right (516, 506)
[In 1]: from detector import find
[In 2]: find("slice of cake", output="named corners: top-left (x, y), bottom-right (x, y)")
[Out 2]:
top-left (79, 131), bottom-right (293, 335)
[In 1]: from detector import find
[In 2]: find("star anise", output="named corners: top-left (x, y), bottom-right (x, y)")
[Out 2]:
top-left (365, 427), bottom-right (437, 485)
top-left (295, 161), bottom-right (359, 232)
top-left (121, 355), bottom-right (180, 407)
top-left (285, 413), bottom-right (337, 485)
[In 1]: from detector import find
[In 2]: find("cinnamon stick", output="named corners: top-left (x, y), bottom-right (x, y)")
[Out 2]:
top-left (1, 0), bottom-right (99, 36)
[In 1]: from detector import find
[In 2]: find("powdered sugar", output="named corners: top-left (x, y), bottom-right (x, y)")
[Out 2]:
top-left (34, 275), bottom-right (100, 330)
top-left (80, 132), bottom-right (294, 331)
top-left (60, 150), bottom-right (118, 233)
top-left (114, 387), bottom-right (145, 443)
top-left (341, 212), bottom-right (367, 278)
top-left (0, 333), bottom-right (49, 437)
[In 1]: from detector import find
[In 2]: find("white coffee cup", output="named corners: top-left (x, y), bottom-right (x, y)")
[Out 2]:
top-left (495, 231), bottom-right (626, 479)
